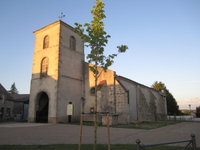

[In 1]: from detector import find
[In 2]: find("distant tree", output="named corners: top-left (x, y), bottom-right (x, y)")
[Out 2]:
top-left (165, 89), bottom-right (181, 115)
top-left (8, 82), bottom-right (19, 94)
top-left (151, 81), bottom-right (181, 115)
top-left (196, 106), bottom-right (200, 118)
top-left (151, 81), bottom-right (166, 91)
top-left (181, 110), bottom-right (190, 115)
top-left (74, 0), bottom-right (128, 149)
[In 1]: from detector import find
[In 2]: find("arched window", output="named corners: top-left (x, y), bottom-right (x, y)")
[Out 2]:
top-left (40, 57), bottom-right (49, 78)
top-left (70, 36), bottom-right (76, 50)
top-left (43, 35), bottom-right (49, 49)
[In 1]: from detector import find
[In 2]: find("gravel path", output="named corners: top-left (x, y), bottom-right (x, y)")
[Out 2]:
top-left (0, 122), bottom-right (199, 147)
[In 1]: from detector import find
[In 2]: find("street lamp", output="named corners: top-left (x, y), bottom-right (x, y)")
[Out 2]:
top-left (160, 88), bottom-right (165, 96)
top-left (160, 88), bottom-right (167, 125)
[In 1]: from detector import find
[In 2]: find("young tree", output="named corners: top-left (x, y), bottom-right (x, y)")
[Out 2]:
top-left (151, 81), bottom-right (181, 115)
top-left (74, 0), bottom-right (128, 149)
top-left (8, 82), bottom-right (19, 94)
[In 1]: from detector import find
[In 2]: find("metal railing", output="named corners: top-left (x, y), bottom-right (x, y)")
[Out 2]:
top-left (136, 134), bottom-right (196, 150)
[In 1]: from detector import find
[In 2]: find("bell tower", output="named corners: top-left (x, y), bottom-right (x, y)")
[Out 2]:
top-left (28, 20), bottom-right (84, 123)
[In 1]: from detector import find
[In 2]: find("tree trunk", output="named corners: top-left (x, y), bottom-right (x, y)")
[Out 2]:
top-left (93, 61), bottom-right (98, 150)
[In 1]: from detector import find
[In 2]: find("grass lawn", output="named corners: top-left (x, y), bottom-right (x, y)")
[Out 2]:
top-left (20, 120), bottom-right (185, 130)
top-left (0, 144), bottom-right (198, 150)
top-left (70, 120), bottom-right (184, 130)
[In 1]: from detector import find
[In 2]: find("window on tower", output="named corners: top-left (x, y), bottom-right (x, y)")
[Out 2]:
top-left (43, 35), bottom-right (49, 49)
top-left (40, 57), bottom-right (49, 78)
top-left (90, 87), bottom-right (96, 95)
top-left (70, 36), bottom-right (76, 50)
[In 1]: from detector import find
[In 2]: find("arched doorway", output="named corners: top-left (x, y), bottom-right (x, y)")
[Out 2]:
top-left (36, 92), bottom-right (49, 123)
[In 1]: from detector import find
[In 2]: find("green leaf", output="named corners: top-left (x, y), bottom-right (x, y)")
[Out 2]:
top-left (117, 45), bottom-right (128, 53)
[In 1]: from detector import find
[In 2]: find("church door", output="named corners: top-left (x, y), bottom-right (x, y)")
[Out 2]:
top-left (36, 92), bottom-right (49, 123)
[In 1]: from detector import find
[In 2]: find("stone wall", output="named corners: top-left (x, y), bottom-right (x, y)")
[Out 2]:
top-left (57, 22), bottom-right (84, 122)
top-left (150, 90), bottom-right (166, 121)
top-left (102, 115), bottom-right (118, 125)
top-left (115, 84), bottom-right (130, 124)
top-left (156, 95), bottom-right (166, 120)
top-left (107, 85), bottom-right (115, 114)
top-left (97, 81), bottom-right (107, 113)
top-left (137, 86), bottom-right (155, 122)
top-left (83, 64), bottom-right (115, 115)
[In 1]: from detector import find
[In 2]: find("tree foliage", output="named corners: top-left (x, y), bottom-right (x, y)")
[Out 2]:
top-left (74, 0), bottom-right (128, 76)
top-left (151, 81), bottom-right (166, 91)
top-left (8, 82), bottom-right (19, 94)
top-left (151, 81), bottom-right (181, 115)
top-left (75, 0), bottom-right (128, 149)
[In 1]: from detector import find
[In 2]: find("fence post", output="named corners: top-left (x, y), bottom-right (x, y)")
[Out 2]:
top-left (136, 139), bottom-right (141, 150)
top-left (165, 114), bottom-right (167, 126)
top-left (174, 114), bottom-right (176, 121)
top-left (191, 134), bottom-right (196, 150)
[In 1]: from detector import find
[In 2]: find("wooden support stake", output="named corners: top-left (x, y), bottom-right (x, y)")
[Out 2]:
top-left (107, 111), bottom-right (110, 150)
top-left (78, 110), bottom-right (83, 150)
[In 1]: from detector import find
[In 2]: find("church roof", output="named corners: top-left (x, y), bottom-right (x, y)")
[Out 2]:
top-left (116, 75), bottom-right (159, 93)
top-left (33, 20), bottom-right (76, 35)
top-left (11, 94), bottom-right (29, 102)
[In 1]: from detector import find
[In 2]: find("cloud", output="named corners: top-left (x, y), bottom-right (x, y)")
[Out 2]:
top-left (180, 80), bottom-right (200, 83)
top-left (177, 97), bottom-right (200, 104)
top-left (177, 97), bottom-right (200, 109)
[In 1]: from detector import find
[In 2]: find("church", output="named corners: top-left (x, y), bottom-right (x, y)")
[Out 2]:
top-left (28, 20), bottom-right (167, 124)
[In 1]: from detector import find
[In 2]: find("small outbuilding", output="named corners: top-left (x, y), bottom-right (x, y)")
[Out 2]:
top-left (0, 83), bottom-right (14, 120)
top-left (12, 94), bottom-right (29, 120)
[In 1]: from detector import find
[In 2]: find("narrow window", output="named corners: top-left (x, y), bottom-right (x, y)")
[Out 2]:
top-left (127, 90), bottom-right (130, 104)
top-left (43, 35), bottom-right (49, 49)
top-left (90, 107), bottom-right (94, 113)
top-left (6, 108), bottom-right (10, 117)
top-left (90, 87), bottom-right (96, 95)
top-left (70, 36), bottom-right (76, 50)
top-left (40, 57), bottom-right (49, 78)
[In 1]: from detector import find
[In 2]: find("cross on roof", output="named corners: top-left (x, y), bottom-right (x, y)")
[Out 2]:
top-left (59, 12), bottom-right (65, 20)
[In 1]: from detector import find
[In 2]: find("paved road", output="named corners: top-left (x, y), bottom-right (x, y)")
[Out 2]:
top-left (0, 122), bottom-right (199, 147)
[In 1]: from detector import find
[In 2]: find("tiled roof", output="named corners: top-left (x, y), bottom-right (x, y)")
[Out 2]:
top-left (97, 80), bottom-right (106, 89)
top-left (33, 20), bottom-right (76, 35)
top-left (11, 94), bottom-right (30, 102)
top-left (116, 75), bottom-right (158, 92)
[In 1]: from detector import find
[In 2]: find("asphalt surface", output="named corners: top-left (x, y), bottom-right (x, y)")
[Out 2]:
top-left (0, 121), bottom-right (199, 147)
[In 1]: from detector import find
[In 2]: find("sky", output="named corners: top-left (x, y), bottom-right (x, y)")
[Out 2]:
top-left (0, 0), bottom-right (199, 110)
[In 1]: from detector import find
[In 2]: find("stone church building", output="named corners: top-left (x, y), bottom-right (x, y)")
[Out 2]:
top-left (28, 20), bottom-right (167, 124)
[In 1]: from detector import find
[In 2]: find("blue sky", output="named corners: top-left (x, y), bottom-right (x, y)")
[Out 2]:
top-left (0, 0), bottom-right (199, 109)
